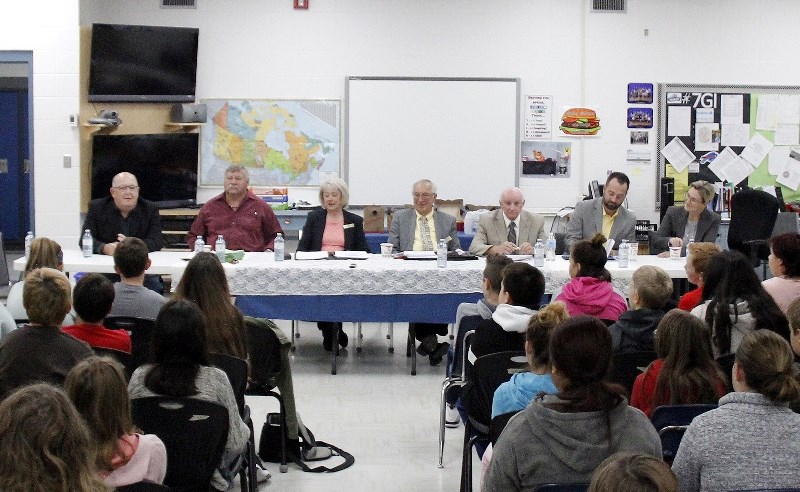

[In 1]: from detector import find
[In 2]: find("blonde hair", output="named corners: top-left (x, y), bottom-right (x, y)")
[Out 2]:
top-left (631, 265), bottom-right (673, 309)
top-left (735, 330), bottom-right (800, 403)
top-left (687, 242), bottom-right (720, 276)
top-left (589, 452), bottom-right (677, 492)
top-left (0, 383), bottom-right (109, 492)
top-left (318, 177), bottom-right (350, 208)
top-left (689, 180), bottom-right (715, 204)
top-left (23, 267), bottom-right (71, 326)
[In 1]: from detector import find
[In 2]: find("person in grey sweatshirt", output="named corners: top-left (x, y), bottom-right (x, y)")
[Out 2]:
top-left (672, 330), bottom-right (800, 491)
top-left (483, 316), bottom-right (661, 491)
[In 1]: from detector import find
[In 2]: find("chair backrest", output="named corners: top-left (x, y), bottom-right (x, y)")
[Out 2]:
top-left (607, 350), bottom-right (657, 396)
top-left (465, 350), bottom-right (527, 428)
top-left (242, 316), bottom-right (283, 391)
top-left (772, 212), bottom-right (799, 237)
top-left (131, 396), bottom-right (229, 492)
top-left (489, 410), bottom-right (519, 445)
top-left (208, 352), bottom-right (248, 416)
top-left (104, 316), bottom-right (156, 372)
top-left (451, 315), bottom-right (483, 379)
top-left (0, 232), bottom-right (9, 286)
top-left (535, 483), bottom-right (589, 492)
top-left (115, 481), bottom-right (172, 491)
top-left (651, 403), bottom-right (717, 461)
top-left (728, 189), bottom-right (780, 258)
top-left (92, 346), bottom-right (134, 379)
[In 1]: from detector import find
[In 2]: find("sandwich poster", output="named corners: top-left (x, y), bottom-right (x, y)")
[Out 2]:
top-left (559, 107), bottom-right (601, 137)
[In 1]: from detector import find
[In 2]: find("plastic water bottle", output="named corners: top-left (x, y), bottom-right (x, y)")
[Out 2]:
top-left (274, 233), bottom-right (285, 262)
top-left (194, 236), bottom-right (204, 253)
top-left (533, 239), bottom-right (544, 267)
top-left (545, 232), bottom-right (556, 261)
top-left (618, 239), bottom-right (630, 268)
top-left (437, 238), bottom-right (447, 268)
top-left (215, 235), bottom-right (226, 263)
top-left (82, 229), bottom-right (93, 258)
top-left (24, 231), bottom-right (34, 260)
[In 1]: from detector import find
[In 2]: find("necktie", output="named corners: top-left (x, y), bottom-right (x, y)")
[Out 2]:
top-left (507, 221), bottom-right (517, 245)
top-left (420, 216), bottom-right (434, 251)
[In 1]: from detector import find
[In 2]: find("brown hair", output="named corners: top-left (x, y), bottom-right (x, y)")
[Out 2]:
top-left (113, 237), bottom-right (150, 278)
top-left (686, 242), bottom-right (720, 277)
top-left (0, 383), bottom-right (109, 492)
top-left (589, 452), bottom-right (678, 492)
top-left (769, 232), bottom-right (800, 278)
top-left (631, 265), bottom-right (672, 309)
top-left (788, 297), bottom-right (800, 335)
top-left (174, 252), bottom-right (247, 359)
top-left (23, 267), bottom-right (71, 326)
top-left (652, 310), bottom-right (726, 407)
top-left (483, 254), bottom-right (513, 294)
top-left (65, 357), bottom-right (137, 473)
top-left (501, 262), bottom-right (545, 309)
top-left (24, 237), bottom-right (63, 276)
top-left (526, 302), bottom-right (569, 368)
top-left (735, 330), bottom-right (800, 403)
top-left (571, 233), bottom-right (611, 282)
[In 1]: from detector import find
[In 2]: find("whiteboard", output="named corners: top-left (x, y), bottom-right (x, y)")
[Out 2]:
top-left (345, 77), bottom-right (519, 206)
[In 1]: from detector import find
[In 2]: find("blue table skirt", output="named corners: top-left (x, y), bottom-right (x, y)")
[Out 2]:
top-left (236, 292), bottom-right (483, 323)
top-left (365, 232), bottom-right (475, 253)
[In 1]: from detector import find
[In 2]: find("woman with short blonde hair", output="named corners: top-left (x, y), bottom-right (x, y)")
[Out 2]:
top-left (651, 180), bottom-right (721, 256)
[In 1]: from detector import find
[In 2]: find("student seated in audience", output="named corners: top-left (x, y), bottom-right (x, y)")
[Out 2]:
top-left (0, 303), bottom-right (15, 339)
top-left (554, 233), bottom-right (627, 322)
top-left (66, 356), bottom-right (166, 488)
top-left (762, 232), bottom-right (800, 314)
top-left (630, 309), bottom-right (726, 417)
top-left (109, 237), bottom-right (165, 320)
top-left (0, 383), bottom-right (109, 492)
top-left (483, 316), bottom-right (661, 491)
top-left (6, 237), bottom-right (75, 325)
top-left (470, 262), bottom-right (545, 362)
top-left (127, 299), bottom-right (249, 491)
top-left (63, 273), bottom-right (131, 354)
top-left (677, 242), bottom-right (720, 311)
top-left (0, 268), bottom-right (93, 400)
top-left (589, 452), bottom-right (678, 492)
top-left (608, 265), bottom-right (672, 354)
top-left (788, 297), bottom-right (800, 369)
top-left (691, 249), bottom-right (789, 357)
top-left (672, 330), bottom-right (800, 491)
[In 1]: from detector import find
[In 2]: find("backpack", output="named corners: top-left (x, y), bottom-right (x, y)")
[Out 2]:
top-left (259, 412), bottom-right (355, 473)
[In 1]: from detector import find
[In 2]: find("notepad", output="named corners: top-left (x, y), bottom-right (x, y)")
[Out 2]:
top-left (333, 251), bottom-right (369, 260)
top-left (294, 251), bottom-right (329, 260)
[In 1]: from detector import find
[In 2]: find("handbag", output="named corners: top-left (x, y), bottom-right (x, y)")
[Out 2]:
top-left (259, 412), bottom-right (355, 473)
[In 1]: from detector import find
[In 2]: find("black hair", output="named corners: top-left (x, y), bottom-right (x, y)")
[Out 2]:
top-left (501, 262), bottom-right (545, 309)
top-left (72, 273), bottom-right (114, 323)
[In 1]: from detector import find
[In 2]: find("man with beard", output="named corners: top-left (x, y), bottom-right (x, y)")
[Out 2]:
top-left (565, 172), bottom-right (636, 253)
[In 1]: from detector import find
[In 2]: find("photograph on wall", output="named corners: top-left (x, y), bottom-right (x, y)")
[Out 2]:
top-left (520, 141), bottom-right (571, 177)
top-left (627, 83), bottom-right (653, 104)
top-left (630, 131), bottom-right (649, 144)
top-left (558, 107), bottom-right (601, 137)
top-left (199, 99), bottom-right (341, 187)
top-left (627, 107), bottom-right (653, 128)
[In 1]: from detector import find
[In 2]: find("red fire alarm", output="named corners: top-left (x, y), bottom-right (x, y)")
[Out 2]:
top-left (294, 0), bottom-right (308, 9)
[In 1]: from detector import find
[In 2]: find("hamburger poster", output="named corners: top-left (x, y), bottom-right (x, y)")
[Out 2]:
top-left (559, 106), bottom-right (601, 137)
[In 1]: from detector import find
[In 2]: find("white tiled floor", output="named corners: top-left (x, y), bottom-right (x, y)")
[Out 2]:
top-left (242, 320), bottom-right (482, 492)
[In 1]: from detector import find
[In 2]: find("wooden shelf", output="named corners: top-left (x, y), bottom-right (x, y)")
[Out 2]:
top-left (164, 122), bottom-right (202, 132)
top-left (82, 123), bottom-right (119, 134)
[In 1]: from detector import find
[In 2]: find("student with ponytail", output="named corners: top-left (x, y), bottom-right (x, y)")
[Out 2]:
top-left (673, 329), bottom-right (800, 491)
top-left (483, 315), bottom-right (661, 491)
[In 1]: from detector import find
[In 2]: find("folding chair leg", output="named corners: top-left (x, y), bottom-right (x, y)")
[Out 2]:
top-left (408, 325), bottom-right (417, 376)
top-left (388, 322), bottom-right (394, 353)
top-left (290, 321), bottom-right (297, 352)
top-left (439, 379), bottom-right (453, 468)
top-left (460, 420), bottom-right (473, 492)
top-left (331, 324), bottom-right (339, 375)
top-left (449, 322), bottom-right (455, 340)
top-left (355, 322), bottom-right (363, 353)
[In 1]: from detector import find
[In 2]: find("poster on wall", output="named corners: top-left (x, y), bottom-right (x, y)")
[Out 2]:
top-left (199, 99), bottom-right (341, 187)
top-left (628, 83), bottom-right (653, 104)
top-left (524, 95), bottom-right (553, 139)
top-left (520, 141), bottom-right (571, 177)
top-left (558, 107), bottom-right (601, 137)
top-left (627, 108), bottom-right (654, 128)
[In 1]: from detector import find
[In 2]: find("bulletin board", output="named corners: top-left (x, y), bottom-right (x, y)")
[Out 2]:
top-left (656, 83), bottom-right (800, 207)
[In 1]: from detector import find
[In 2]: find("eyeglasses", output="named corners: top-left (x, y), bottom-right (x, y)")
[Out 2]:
top-left (113, 185), bottom-right (139, 192)
top-left (685, 193), bottom-right (703, 204)
top-left (413, 192), bottom-right (434, 199)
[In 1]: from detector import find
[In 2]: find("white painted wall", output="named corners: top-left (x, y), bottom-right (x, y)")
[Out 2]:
top-left (1, 1), bottom-right (80, 246)
top-left (9, 0), bottom-right (794, 243)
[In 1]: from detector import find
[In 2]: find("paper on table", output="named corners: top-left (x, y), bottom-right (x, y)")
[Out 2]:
top-left (778, 95), bottom-right (800, 125)
top-left (667, 106), bottom-right (691, 136)
top-left (756, 94), bottom-right (778, 131)
top-left (695, 123), bottom-right (719, 152)
top-left (769, 146), bottom-right (791, 175)
top-left (294, 251), bottom-right (329, 260)
top-left (721, 94), bottom-right (744, 124)
top-left (604, 239), bottom-right (615, 256)
top-left (403, 251), bottom-right (436, 259)
top-left (775, 124), bottom-right (800, 146)
top-left (663, 137), bottom-right (695, 172)
top-left (740, 132), bottom-right (773, 167)
top-left (721, 123), bottom-right (750, 147)
top-left (507, 254), bottom-right (533, 262)
top-left (333, 250), bottom-right (369, 260)
top-left (777, 149), bottom-right (800, 191)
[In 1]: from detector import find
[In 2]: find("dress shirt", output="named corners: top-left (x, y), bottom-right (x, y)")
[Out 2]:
top-left (188, 192), bottom-right (283, 252)
top-left (413, 211), bottom-right (438, 251)
top-left (503, 215), bottom-right (519, 245)
top-left (602, 208), bottom-right (617, 240)
top-left (80, 197), bottom-right (164, 254)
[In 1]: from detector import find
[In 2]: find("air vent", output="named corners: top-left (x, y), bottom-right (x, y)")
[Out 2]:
top-left (592, 0), bottom-right (625, 12)
top-left (161, 0), bottom-right (196, 8)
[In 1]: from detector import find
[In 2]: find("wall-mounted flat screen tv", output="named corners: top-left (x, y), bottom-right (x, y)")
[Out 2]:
top-left (91, 133), bottom-right (198, 208)
top-left (88, 23), bottom-right (199, 103)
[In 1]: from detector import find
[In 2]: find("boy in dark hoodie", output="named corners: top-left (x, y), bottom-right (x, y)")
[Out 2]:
top-left (608, 265), bottom-right (672, 353)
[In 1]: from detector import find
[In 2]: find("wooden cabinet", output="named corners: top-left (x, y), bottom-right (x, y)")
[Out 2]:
top-left (159, 208), bottom-right (198, 251)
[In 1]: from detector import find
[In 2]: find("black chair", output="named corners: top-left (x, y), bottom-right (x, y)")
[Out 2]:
top-left (650, 404), bottom-right (717, 461)
top-left (535, 484), bottom-right (590, 492)
top-left (728, 189), bottom-right (780, 276)
top-left (104, 316), bottom-right (156, 374)
top-left (115, 481), bottom-right (171, 491)
top-left (0, 232), bottom-right (11, 297)
top-left (92, 346), bottom-right (134, 379)
top-left (607, 350), bottom-right (657, 396)
top-left (489, 410), bottom-right (519, 446)
top-left (208, 353), bottom-right (257, 492)
top-left (439, 327), bottom-right (477, 468)
top-left (460, 350), bottom-right (527, 492)
top-left (131, 397), bottom-right (229, 492)
top-left (716, 353), bottom-right (736, 392)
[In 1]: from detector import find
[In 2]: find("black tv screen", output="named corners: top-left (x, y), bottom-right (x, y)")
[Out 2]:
top-left (91, 133), bottom-right (198, 207)
top-left (88, 23), bottom-right (199, 102)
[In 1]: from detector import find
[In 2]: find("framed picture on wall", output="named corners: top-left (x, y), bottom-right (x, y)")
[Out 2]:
top-left (627, 108), bottom-right (654, 128)
top-left (627, 83), bottom-right (654, 104)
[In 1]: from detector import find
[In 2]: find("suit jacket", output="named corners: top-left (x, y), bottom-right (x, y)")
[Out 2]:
top-left (468, 209), bottom-right (547, 255)
top-left (388, 208), bottom-right (460, 252)
top-left (296, 208), bottom-right (369, 253)
top-left (649, 206), bottom-right (721, 254)
top-left (80, 196), bottom-right (164, 254)
top-left (565, 197), bottom-right (637, 251)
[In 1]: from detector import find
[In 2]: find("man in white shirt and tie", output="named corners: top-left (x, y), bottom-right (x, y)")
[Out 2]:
top-left (468, 187), bottom-right (547, 256)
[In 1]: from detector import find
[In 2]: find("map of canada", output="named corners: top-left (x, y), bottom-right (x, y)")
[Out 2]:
top-left (200, 99), bottom-right (340, 186)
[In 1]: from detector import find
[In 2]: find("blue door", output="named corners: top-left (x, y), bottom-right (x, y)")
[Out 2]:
top-left (0, 89), bottom-right (29, 242)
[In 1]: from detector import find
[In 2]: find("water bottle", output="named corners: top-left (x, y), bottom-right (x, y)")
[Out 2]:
top-left (194, 236), bottom-right (204, 254)
top-left (24, 231), bottom-right (34, 260)
top-left (274, 233), bottom-right (285, 262)
top-left (215, 235), bottom-right (226, 263)
top-left (545, 232), bottom-right (556, 261)
top-left (82, 229), bottom-right (93, 258)
top-left (437, 238), bottom-right (447, 268)
top-left (533, 239), bottom-right (544, 267)
top-left (618, 239), bottom-right (629, 268)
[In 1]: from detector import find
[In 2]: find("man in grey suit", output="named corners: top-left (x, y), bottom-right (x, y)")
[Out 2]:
top-left (468, 187), bottom-right (547, 256)
top-left (388, 179), bottom-right (458, 365)
top-left (565, 172), bottom-right (637, 252)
